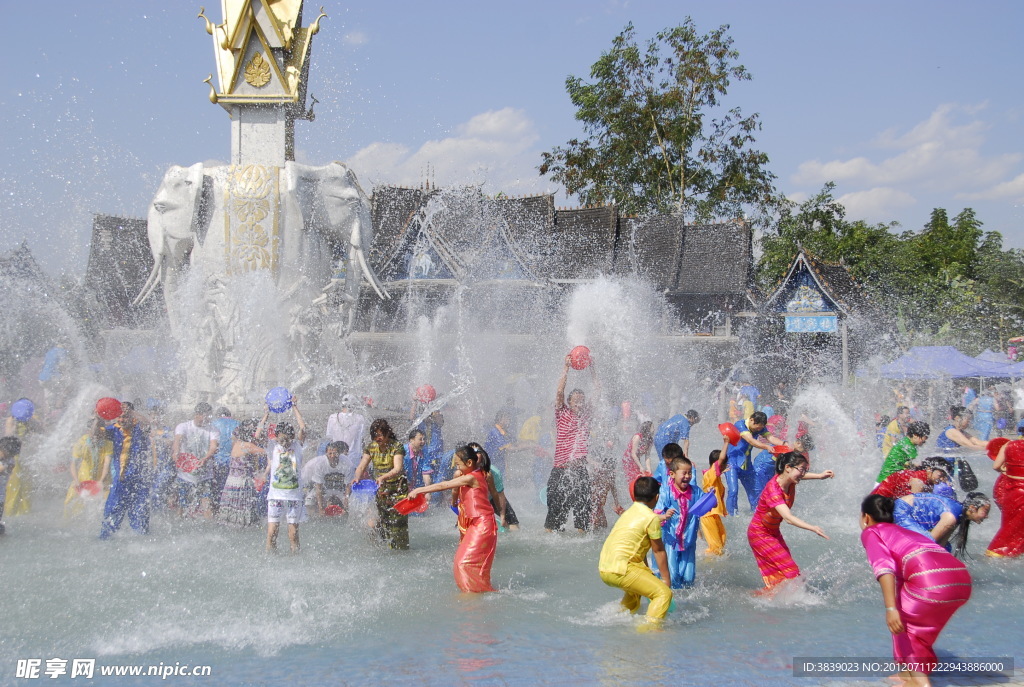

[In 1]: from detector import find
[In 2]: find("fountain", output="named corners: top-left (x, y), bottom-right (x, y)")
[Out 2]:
top-left (132, 3), bottom-right (390, 405)
top-left (0, 3), bottom-right (1020, 686)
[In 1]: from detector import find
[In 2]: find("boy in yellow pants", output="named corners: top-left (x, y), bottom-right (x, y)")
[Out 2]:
top-left (598, 475), bottom-right (673, 623)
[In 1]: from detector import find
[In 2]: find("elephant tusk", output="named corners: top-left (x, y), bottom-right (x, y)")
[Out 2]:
top-left (133, 258), bottom-right (164, 306)
top-left (354, 243), bottom-right (389, 300)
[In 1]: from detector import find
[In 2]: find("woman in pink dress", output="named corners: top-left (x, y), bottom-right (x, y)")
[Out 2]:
top-left (860, 493), bottom-right (972, 686)
top-left (622, 421), bottom-right (654, 491)
top-left (409, 444), bottom-right (498, 593)
top-left (747, 452), bottom-right (832, 591)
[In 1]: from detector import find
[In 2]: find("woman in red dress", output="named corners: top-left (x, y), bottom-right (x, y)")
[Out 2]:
top-left (987, 439), bottom-right (1024, 558)
top-left (747, 452), bottom-right (832, 592)
top-left (409, 444), bottom-right (498, 592)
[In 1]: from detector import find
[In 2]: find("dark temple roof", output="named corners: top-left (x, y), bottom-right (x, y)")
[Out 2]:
top-left (369, 187), bottom-right (752, 298)
top-left (762, 249), bottom-right (873, 316)
top-left (83, 214), bottom-right (159, 327)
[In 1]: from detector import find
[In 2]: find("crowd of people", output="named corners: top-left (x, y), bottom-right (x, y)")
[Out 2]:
top-left (599, 382), bottom-right (1021, 687)
top-left (3, 363), bottom-right (1023, 686)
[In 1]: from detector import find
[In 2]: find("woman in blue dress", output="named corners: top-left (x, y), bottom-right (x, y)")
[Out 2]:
top-left (971, 392), bottom-right (997, 441)
top-left (893, 489), bottom-right (991, 557)
top-left (937, 406), bottom-right (990, 454)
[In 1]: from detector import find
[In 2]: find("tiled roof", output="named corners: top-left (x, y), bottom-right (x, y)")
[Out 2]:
top-left (368, 187), bottom-right (753, 297)
top-left (83, 214), bottom-right (159, 326)
top-left (612, 217), bottom-right (751, 295)
top-left (0, 241), bottom-right (51, 285)
top-left (762, 249), bottom-right (873, 316)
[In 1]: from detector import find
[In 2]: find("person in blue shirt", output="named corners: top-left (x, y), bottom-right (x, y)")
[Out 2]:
top-left (99, 402), bottom-right (153, 539)
top-left (725, 411), bottom-right (784, 515)
top-left (403, 429), bottom-right (431, 490)
top-left (418, 410), bottom-right (445, 482)
top-left (210, 407), bottom-right (239, 512)
top-left (653, 410), bottom-right (700, 480)
top-left (970, 391), bottom-right (997, 441)
top-left (893, 490), bottom-right (990, 557)
top-left (484, 410), bottom-right (527, 479)
top-left (740, 382), bottom-right (760, 410)
top-left (652, 448), bottom-right (704, 588)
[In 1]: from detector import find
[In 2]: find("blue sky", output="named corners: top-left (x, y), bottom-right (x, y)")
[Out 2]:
top-left (2, 1), bottom-right (1022, 275)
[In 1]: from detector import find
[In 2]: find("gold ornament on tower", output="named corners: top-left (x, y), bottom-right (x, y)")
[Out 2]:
top-left (244, 52), bottom-right (272, 88)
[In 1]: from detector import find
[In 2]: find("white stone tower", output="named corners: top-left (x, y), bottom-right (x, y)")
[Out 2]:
top-left (199, 0), bottom-right (326, 166)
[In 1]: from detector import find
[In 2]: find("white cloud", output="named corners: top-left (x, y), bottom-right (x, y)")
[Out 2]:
top-left (793, 103), bottom-right (1022, 193)
top-left (786, 191), bottom-right (809, 204)
top-left (345, 107), bottom-right (554, 196)
top-left (960, 173), bottom-right (1024, 203)
top-left (836, 187), bottom-right (916, 221)
top-left (342, 31), bottom-right (369, 46)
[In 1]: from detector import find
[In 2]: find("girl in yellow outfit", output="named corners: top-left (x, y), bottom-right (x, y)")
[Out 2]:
top-left (598, 475), bottom-right (673, 623)
top-left (64, 419), bottom-right (114, 518)
top-left (700, 437), bottom-right (730, 555)
top-left (3, 414), bottom-right (34, 516)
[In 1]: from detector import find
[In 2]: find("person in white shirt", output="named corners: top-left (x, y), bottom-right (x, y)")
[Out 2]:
top-left (325, 394), bottom-right (366, 472)
top-left (263, 399), bottom-right (307, 552)
top-left (304, 441), bottom-right (351, 515)
top-left (171, 402), bottom-right (219, 519)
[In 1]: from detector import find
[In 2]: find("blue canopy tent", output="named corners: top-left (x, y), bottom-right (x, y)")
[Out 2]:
top-left (880, 346), bottom-right (1024, 379)
top-left (976, 349), bottom-right (1011, 364)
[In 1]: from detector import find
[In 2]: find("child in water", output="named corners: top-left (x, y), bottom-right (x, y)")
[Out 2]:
top-left (747, 452), bottom-right (832, 593)
top-left (598, 475), bottom-right (673, 625)
top-left (0, 436), bottom-right (22, 535)
top-left (264, 412), bottom-right (307, 553)
top-left (409, 444), bottom-right (497, 593)
top-left (653, 447), bottom-right (704, 588)
top-left (700, 437), bottom-right (730, 555)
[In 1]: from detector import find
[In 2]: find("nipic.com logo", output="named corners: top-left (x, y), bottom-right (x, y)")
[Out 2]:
top-left (15, 658), bottom-right (213, 679)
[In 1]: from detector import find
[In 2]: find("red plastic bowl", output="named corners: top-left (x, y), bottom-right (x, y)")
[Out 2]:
top-left (770, 444), bottom-right (793, 455)
top-left (987, 437), bottom-right (1011, 460)
top-left (569, 345), bottom-right (592, 370)
top-left (78, 480), bottom-right (101, 497)
top-left (175, 453), bottom-right (200, 473)
top-left (718, 422), bottom-right (741, 446)
top-left (414, 384), bottom-right (437, 404)
top-left (96, 397), bottom-right (123, 421)
top-left (323, 504), bottom-right (345, 516)
top-left (393, 493), bottom-right (428, 515)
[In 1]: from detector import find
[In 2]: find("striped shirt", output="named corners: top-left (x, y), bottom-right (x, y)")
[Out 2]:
top-left (553, 405), bottom-right (590, 468)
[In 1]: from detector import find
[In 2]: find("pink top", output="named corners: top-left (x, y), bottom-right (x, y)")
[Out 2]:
top-left (553, 405), bottom-right (590, 468)
top-left (860, 521), bottom-right (952, 581)
top-left (752, 475), bottom-right (793, 530)
top-left (622, 432), bottom-right (652, 461)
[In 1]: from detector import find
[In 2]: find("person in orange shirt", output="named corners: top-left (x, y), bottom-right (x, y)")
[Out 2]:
top-left (700, 437), bottom-right (730, 555)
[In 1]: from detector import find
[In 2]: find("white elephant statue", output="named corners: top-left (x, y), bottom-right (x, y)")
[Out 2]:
top-left (135, 161), bottom-right (389, 403)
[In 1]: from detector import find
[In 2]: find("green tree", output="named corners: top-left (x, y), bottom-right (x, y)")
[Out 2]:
top-left (539, 20), bottom-right (779, 220)
top-left (758, 185), bottom-right (1024, 353)
top-left (757, 183), bottom-right (906, 294)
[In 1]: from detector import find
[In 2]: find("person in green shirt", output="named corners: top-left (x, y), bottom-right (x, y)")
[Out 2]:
top-left (876, 421), bottom-right (930, 484)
